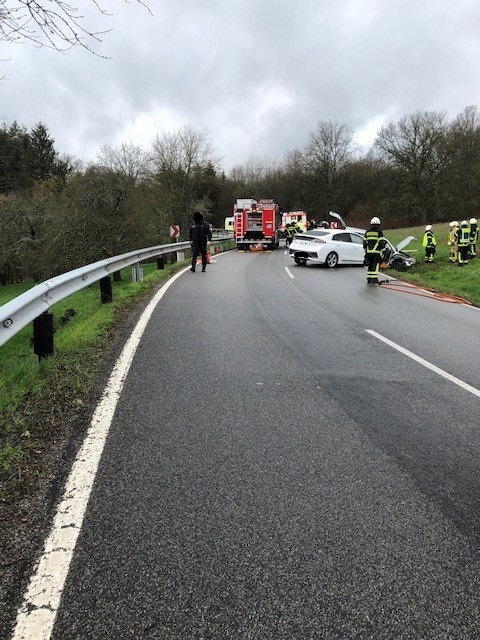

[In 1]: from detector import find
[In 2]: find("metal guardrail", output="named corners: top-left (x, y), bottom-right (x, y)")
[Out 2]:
top-left (0, 237), bottom-right (232, 348)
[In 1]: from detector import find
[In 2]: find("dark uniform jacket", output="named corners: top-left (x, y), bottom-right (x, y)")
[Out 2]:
top-left (363, 226), bottom-right (386, 254)
top-left (189, 221), bottom-right (212, 248)
top-left (455, 226), bottom-right (470, 246)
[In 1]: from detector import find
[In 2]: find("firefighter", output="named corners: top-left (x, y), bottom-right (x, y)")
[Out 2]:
top-left (455, 220), bottom-right (470, 266)
top-left (447, 221), bottom-right (459, 262)
top-left (468, 217), bottom-right (478, 258)
top-left (292, 220), bottom-right (303, 236)
top-left (285, 222), bottom-right (295, 247)
top-left (422, 225), bottom-right (436, 262)
top-left (363, 217), bottom-right (386, 284)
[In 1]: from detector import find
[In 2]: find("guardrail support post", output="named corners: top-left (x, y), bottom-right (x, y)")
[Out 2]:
top-left (156, 256), bottom-right (164, 270)
top-left (131, 263), bottom-right (143, 282)
top-left (100, 275), bottom-right (113, 303)
top-left (33, 311), bottom-right (54, 361)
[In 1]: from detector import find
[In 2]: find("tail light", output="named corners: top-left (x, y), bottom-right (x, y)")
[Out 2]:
top-left (313, 239), bottom-right (326, 244)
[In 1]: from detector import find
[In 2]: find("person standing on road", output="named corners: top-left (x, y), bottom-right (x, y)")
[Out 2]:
top-left (363, 216), bottom-right (387, 284)
top-left (285, 222), bottom-right (295, 247)
top-left (422, 225), bottom-right (437, 262)
top-left (468, 217), bottom-right (478, 259)
top-left (189, 211), bottom-right (212, 272)
top-left (455, 220), bottom-right (470, 267)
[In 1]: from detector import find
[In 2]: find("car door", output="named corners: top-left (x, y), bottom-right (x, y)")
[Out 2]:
top-left (349, 232), bottom-right (366, 263)
top-left (332, 232), bottom-right (353, 262)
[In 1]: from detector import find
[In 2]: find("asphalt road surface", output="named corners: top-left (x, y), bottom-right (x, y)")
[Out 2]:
top-left (20, 249), bottom-right (480, 639)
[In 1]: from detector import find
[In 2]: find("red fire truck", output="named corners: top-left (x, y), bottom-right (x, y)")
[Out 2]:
top-left (233, 198), bottom-right (281, 250)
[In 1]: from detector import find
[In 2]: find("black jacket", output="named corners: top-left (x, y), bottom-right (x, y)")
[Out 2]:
top-left (189, 221), bottom-right (212, 247)
top-left (363, 226), bottom-right (386, 254)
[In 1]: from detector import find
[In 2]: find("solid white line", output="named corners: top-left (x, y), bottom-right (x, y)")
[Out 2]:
top-left (284, 266), bottom-right (295, 279)
top-left (12, 266), bottom-right (191, 640)
top-left (366, 329), bottom-right (480, 399)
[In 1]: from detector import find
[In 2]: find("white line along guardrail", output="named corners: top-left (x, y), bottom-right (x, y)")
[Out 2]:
top-left (0, 238), bottom-right (231, 348)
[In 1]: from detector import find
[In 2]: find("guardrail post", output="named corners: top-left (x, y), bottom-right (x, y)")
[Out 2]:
top-left (131, 263), bottom-right (143, 282)
top-left (33, 311), bottom-right (54, 361)
top-left (156, 256), bottom-right (164, 270)
top-left (100, 275), bottom-right (113, 303)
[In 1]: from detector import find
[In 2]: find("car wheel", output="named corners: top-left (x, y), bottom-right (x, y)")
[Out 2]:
top-left (391, 258), bottom-right (406, 271)
top-left (325, 252), bottom-right (338, 268)
top-left (294, 257), bottom-right (306, 265)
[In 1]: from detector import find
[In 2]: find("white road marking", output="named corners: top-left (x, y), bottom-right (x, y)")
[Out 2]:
top-left (284, 266), bottom-right (295, 279)
top-left (12, 266), bottom-right (191, 640)
top-left (367, 329), bottom-right (480, 399)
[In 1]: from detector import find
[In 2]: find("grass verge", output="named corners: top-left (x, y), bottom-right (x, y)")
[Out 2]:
top-left (0, 258), bottom-right (191, 500)
top-left (384, 223), bottom-right (480, 307)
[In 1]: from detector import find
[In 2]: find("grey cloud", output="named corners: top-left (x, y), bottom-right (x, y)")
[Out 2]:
top-left (2, 0), bottom-right (479, 171)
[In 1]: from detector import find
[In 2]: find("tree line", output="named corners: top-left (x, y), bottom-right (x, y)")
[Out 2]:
top-left (1, 105), bottom-right (480, 285)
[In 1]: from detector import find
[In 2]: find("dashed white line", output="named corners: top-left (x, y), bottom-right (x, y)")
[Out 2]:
top-left (12, 266), bottom-right (191, 640)
top-left (284, 266), bottom-right (295, 279)
top-left (367, 329), bottom-right (480, 398)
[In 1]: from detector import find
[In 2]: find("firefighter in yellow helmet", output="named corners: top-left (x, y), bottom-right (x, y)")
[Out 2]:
top-left (363, 217), bottom-right (387, 283)
top-left (468, 217), bottom-right (478, 258)
top-left (447, 221), bottom-right (459, 262)
top-left (422, 225), bottom-right (436, 262)
top-left (455, 220), bottom-right (470, 266)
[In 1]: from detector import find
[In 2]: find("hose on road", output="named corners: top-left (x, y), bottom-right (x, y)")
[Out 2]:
top-left (377, 279), bottom-right (472, 305)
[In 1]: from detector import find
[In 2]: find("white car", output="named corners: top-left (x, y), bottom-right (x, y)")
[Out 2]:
top-left (289, 229), bottom-right (366, 268)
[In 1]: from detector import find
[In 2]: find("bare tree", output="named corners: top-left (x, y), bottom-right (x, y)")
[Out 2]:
top-left (303, 120), bottom-right (357, 213)
top-left (148, 126), bottom-right (219, 234)
top-left (374, 110), bottom-right (451, 222)
top-left (0, 0), bottom-right (151, 53)
top-left (448, 105), bottom-right (480, 213)
top-left (97, 142), bottom-right (148, 183)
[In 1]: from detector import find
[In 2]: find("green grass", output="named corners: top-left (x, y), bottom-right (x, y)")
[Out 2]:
top-left (384, 223), bottom-right (480, 306)
top-left (0, 244), bottom-right (236, 498)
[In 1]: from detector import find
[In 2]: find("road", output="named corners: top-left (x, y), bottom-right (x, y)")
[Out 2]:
top-left (14, 248), bottom-right (480, 639)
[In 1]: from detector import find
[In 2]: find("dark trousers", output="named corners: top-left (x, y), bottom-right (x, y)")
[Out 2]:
top-left (425, 246), bottom-right (435, 262)
top-left (366, 253), bottom-right (381, 282)
top-left (191, 244), bottom-right (207, 269)
top-left (458, 245), bottom-right (469, 265)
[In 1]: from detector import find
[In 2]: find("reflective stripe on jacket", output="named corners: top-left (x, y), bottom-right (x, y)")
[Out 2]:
top-left (448, 229), bottom-right (457, 245)
top-left (363, 228), bottom-right (386, 253)
top-left (422, 231), bottom-right (436, 247)
top-left (456, 227), bottom-right (470, 246)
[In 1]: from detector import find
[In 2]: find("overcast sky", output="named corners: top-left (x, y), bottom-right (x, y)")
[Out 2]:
top-left (2, 0), bottom-right (480, 172)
